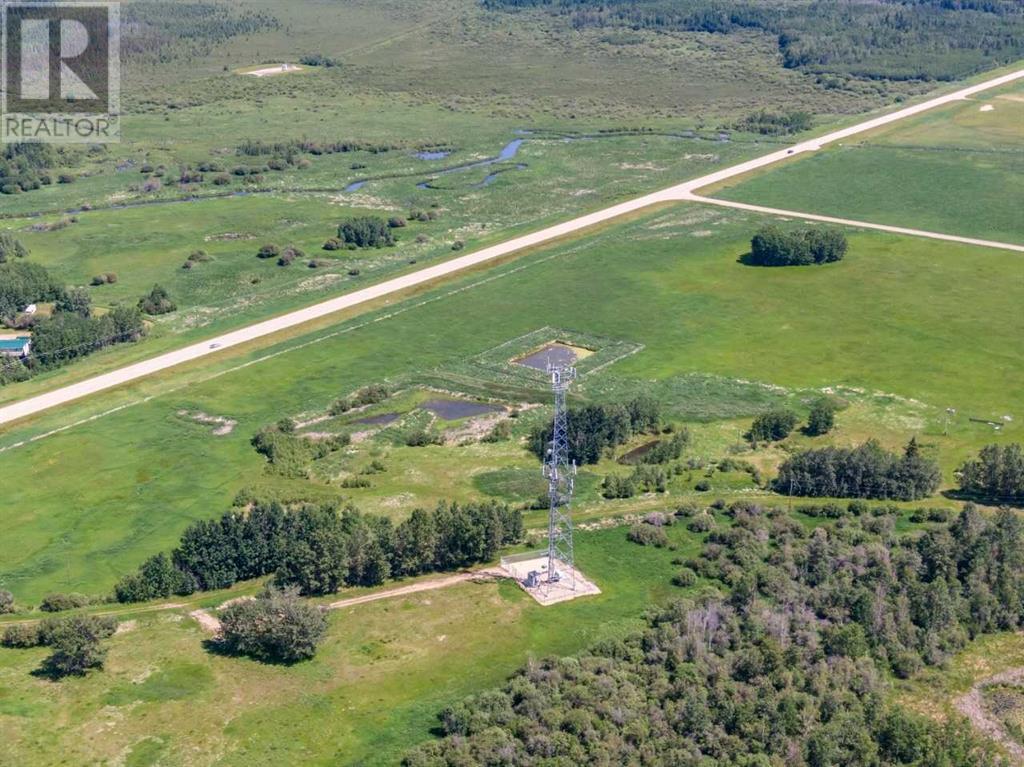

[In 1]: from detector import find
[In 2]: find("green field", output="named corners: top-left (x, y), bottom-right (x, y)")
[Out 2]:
top-left (712, 87), bottom-right (1024, 242)
top-left (2, 202), bottom-right (1021, 603)
top-left (0, 523), bottom-right (709, 766)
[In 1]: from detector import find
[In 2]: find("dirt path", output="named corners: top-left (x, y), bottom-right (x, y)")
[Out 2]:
top-left (954, 667), bottom-right (1024, 762)
top-left (0, 68), bottom-right (1020, 428)
top-left (185, 569), bottom-right (508, 634)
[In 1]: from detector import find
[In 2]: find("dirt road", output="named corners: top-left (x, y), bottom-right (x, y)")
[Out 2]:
top-left (1, 68), bottom-right (1021, 428)
top-left (954, 667), bottom-right (1024, 762)
top-left (188, 569), bottom-right (507, 634)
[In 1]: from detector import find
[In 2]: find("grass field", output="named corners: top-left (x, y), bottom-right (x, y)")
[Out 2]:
top-left (711, 85), bottom-right (1024, 242)
top-left (1, 202), bottom-right (1021, 604)
top-left (0, 523), bottom-right (710, 767)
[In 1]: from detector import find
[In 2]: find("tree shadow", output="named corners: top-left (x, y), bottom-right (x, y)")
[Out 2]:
top-left (201, 637), bottom-right (307, 667)
top-left (941, 488), bottom-right (1024, 508)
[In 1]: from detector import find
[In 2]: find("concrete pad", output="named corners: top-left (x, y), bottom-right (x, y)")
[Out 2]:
top-left (501, 554), bottom-right (601, 606)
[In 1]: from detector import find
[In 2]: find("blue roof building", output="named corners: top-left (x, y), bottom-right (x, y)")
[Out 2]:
top-left (0, 337), bottom-right (31, 358)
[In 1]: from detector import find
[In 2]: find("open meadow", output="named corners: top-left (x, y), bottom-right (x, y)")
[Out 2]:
top-left (1, 201), bottom-right (1021, 603)
top-left (711, 82), bottom-right (1024, 242)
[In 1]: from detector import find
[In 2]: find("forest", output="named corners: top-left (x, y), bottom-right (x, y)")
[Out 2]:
top-left (482, 0), bottom-right (1024, 81)
top-left (405, 502), bottom-right (1024, 765)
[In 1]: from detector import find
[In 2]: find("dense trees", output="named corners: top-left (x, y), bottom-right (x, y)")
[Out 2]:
top-left (958, 443), bottom-right (1024, 503)
top-left (735, 109), bottom-right (812, 135)
top-left (115, 500), bottom-right (523, 603)
top-left (218, 587), bottom-right (327, 663)
top-left (407, 503), bottom-right (1022, 765)
top-left (482, 0), bottom-right (1024, 82)
top-left (775, 438), bottom-right (941, 501)
top-left (748, 225), bottom-right (848, 266)
top-left (337, 216), bottom-right (395, 248)
top-left (0, 261), bottom-right (64, 322)
top-left (30, 305), bottom-right (146, 366)
top-left (529, 396), bottom-right (661, 464)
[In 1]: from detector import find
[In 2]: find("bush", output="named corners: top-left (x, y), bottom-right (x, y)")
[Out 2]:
top-left (218, 587), bottom-right (328, 663)
top-left (2, 623), bottom-right (40, 648)
top-left (406, 429), bottom-right (440, 447)
top-left (322, 237), bottom-right (343, 251)
top-left (749, 408), bottom-right (799, 442)
top-left (672, 568), bottom-right (697, 587)
top-left (694, 480), bottom-right (711, 492)
top-left (0, 590), bottom-right (15, 613)
top-left (627, 524), bottom-right (668, 548)
top-left (212, 173), bottom-right (232, 185)
top-left (687, 514), bottom-right (716, 533)
top-left (138, 284), bottom-right (176, 315)
top-left (451, 240), bottom-right (465, 251)
top-left (39, 592), bottom-right (90, 612)
top-left (39, 615), bottom-right (116, 678)
top-left (387, 217), bottom-right (407, 228)
top-left (257, 243), bottom-right (281, 259)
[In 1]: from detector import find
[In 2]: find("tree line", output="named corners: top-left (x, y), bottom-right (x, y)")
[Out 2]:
top-left (775, 438), bottom-right (941, 501)
top-left (957, 443), bottom-right (1024, 504)
top-left (529, 396), bottom-right (662, 465)
top-left (482, 0), bottom-right (1024, 82)
top-left (407, 502), bottom-right (1011, 764)
top-left (114, 500), bottom-right (524, 603)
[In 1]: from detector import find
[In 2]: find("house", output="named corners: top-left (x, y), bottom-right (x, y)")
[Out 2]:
top-left (0, 337), bottom-right (31, 358)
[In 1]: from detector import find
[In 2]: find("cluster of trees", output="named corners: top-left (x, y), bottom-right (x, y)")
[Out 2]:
top-left (775, 438), bottom-right (941, 501)
top-left (734, 109), bottom-right (812, 135)
top-left (529, 396), bottom-right (662, 465)
top-left (299, 54), bottom-right (341, 68)
top-left (251, 424), bottom-right (350, 478)
top-left (0, 143), bottom-right (70, 195)
top-left (337, 216), bottom-right (397, 248)
top-left (619, 430), bottom-right (689, 465)
top-left (218, 587), bottom-right (327, 663)
top-left (691, 502), bottom-right (1024, 677)
top-left (957, 443), bottom-right (1024, 503)
top-left (603, 464), bottom-right (679, 498)
top-left (2, 615), bottom-right (117, 679)
top-left (115, 500), bottom-right (523, 603)
top-left (137, 284), bottom-right (176, 315)
top-left (748, 399), bottom-right (836, 442)
top-left (0, 232), bottom-right (29, 262)
top-left (482, 0), bottom-right (1024, 82)
top-left (408, 502), bottom-right (1024, 764)
top-left (407, 523), bottom-right (1003, 764)
top-left (748, 225), bottom-right (848, 266)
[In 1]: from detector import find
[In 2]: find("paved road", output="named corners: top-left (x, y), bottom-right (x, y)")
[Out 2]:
top-left (1, 68), bottom-right (1021, 427)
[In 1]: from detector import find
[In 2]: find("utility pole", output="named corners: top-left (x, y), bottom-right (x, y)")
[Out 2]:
top-left (543, 363), bottom-right (577, 592)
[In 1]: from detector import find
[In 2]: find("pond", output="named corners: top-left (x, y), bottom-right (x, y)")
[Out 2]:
top-left (353, 412), bottom-right (401, 426)
top-left (421, 399), bottom-right (504, 420)
top-left (513, 343), bottom-right (590, 371)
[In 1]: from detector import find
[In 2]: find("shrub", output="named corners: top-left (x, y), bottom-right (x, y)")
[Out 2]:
top-left (57, 173), bottom-right (75, 184)
top-left (749, 409), bottom-right (799, 442)
top-left (138, 284), bottom-right (176, 315)
top-left (627, 524), bottom-right (668, 548)
top-left (39, 616), bottom-right (116, 678)
top-left (694, 480), bottom-right (711, 492)
top-left (2, 623), bottom-right (40, 648)
top-left (257, 243), bottom-right (281, 259)
top-left (218, 587), bottom-right (327, 663)
top-left (323, 237), bottom-right (343, 251)
top-left (406, 429), bottom-right (440, 447)
top-left (672, 568), bottom-right (697, 587)
top-left (451, 240), bottom-right (465, 251)
top-left (387, 217), bottom-right (407, 228)
top-left (0, 589), bottom-right (14, 613)
top-left (212, 173), bottom-right (232, 185)
top-left (687, 514), bottom-right (716, 533)
top-left (39, 592), bottom-right (91, 612)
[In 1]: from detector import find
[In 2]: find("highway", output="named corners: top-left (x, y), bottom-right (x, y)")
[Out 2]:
top-left (0, 67), bottom-right (1021, 427)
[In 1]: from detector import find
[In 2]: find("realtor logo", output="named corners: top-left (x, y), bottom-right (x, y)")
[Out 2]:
top-left (2, 2), bottom-right (120, 143)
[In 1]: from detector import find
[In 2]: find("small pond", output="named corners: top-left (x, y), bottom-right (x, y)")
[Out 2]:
top-left (422, 399), bottom-right (504, 420)
top-left (514, 343), bottom-right (589, 371)
top-left (354, 412), bottom-right (401, 426)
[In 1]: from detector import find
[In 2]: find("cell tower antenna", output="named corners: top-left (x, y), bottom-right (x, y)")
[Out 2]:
top-left (543, 362), bottom-right (577, 592)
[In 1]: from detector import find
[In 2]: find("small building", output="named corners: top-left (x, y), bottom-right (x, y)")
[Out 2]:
top-left (23, 304), bottom-right (37, 315)
top-left (0, 337), bottom-right (31, 358)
